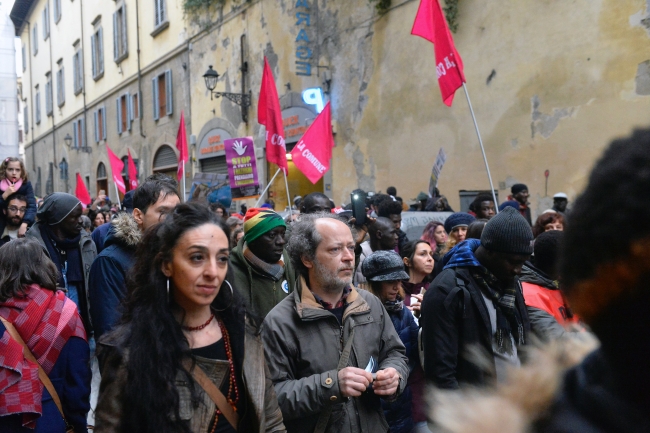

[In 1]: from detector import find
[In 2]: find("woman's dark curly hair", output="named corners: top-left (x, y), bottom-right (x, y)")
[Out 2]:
top-left (114, 202), bottom-right (245, 433)
top-left (532, 212), bottom-right (564, 238)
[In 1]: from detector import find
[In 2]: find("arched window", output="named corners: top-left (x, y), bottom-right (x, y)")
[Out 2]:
top-left (152, 144), bottom-right (178, 179)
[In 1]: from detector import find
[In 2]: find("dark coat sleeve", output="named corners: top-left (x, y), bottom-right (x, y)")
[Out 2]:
top-left (89, 254), bottom-right (127, 342)
top-left (421, 276), bottom-right (463, 390)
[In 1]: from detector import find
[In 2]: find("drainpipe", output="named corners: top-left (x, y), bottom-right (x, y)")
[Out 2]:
top-left (135, 0), bottom-right (145, 138)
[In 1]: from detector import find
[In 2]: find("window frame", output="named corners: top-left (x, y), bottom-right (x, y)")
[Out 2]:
top-left (42, 4), bottom-right (50, 40)
top-left (91, 23), bottom-right (104, 81)
top-left (32, 25), bottom-right (38, 55)
top-left (94, 106), bottom-right (107, 143)
top-left (35, 86), bottom-right (41, 124)
top-left (45, 72), bottom-right (53, 116)
top-left (152, 0), bottom-right (168, 35)
top-left (53, 0), bottom-right (61, 23)
top-left (56, 60), bottom-right (65, 107)
top-left (73, 46), bottom-right (83, 95)
top-left (113, 4), bottom-right (128, 63)
top-left (152, 70), bottom-right (172, 121)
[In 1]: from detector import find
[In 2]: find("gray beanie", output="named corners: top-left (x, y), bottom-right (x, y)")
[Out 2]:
top-left (480, 207), bottom-right (534, 255)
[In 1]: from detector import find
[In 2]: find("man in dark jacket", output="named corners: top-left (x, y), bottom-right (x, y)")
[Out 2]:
top-left (26, 193), bottom-right (97, 332)
top-left (230, 207), bottom-right (297, 319)
top-left (88, 175), bottom-right (180, 342)
top-left (510, 183), bottom-right (532, 225)
top-left (421, 207), bottom-right (533, 389)
top-left (263, 213), bottom-right (409, 433)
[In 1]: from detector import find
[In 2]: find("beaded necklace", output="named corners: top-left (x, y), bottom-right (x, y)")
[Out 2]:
top-left (182, 313), bottom-right (214, 332)
top-left (208, 317), bottom-right (240, 433)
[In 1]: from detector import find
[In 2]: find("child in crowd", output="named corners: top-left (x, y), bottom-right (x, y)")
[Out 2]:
top-left (0, 157), bottom-right (36, 237)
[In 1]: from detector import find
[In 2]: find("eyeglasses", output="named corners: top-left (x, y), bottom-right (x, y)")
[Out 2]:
top-left (8, 206), bottom-right (27, 213)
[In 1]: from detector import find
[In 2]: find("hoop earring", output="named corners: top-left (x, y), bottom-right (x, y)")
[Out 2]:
top-left (213, 280), bottom-right (234, 312)
top-left (166, 278), bottom-right (170, 298)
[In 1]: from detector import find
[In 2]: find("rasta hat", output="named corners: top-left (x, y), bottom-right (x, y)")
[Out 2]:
top-left (444, 212), bottom-right (476, 234)
top-left (243, 208), bottom-right (286, 243)
top-left (511, 183), bottom-right (528, 195)
top-left (362, 250), bottom-right (410, 282)
top-left (480, 207), bottom-right (534, 255)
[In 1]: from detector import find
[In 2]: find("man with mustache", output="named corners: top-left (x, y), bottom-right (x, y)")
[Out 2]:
top-left (262, 213), bottom-right (409, 433)
top-left (230, 207), bottom-right (297, 319)
top-left (0, 193), bottom-right (27, 247)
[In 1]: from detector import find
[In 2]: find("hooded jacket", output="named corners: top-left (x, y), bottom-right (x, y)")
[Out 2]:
top-left (26, 222), bottom-right (96, 331)
top-left (229, 237), bottom-right (297, 319)
top-left (89, 214), bottom-right (141, 342)
top-left (519, 263), bottom-right (582, 341)
top-left (262, 277), bottom-right (409, 433)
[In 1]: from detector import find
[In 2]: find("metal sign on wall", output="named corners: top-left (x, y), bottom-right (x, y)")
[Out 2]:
top-left (282, 106), bottom-right (317, 144)
top-left (197, 128), bottom-right (233, 160)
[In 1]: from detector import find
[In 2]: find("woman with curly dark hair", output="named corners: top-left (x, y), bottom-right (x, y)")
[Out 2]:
top-left (532, 211), bottom-right (564, 238)
top-left (94, 202), bottom-right (285, 433)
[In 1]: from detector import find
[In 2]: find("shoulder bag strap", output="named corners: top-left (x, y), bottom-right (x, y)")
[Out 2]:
top-left (313, 326), bottom-right (356, 433)
top-left (0, 317), bottom-right (68, 424)
top-left (182, 358), bottom-right (240, 431)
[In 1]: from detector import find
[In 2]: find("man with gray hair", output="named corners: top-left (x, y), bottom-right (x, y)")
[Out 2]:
top-left (262, 212), bottom-right (409, 433)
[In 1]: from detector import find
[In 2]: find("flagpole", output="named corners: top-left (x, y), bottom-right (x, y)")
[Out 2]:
top-left (181, 161), bottom-right (187, 202)
top-left (255, 168), bottom-right (282, 207)
top-left (114, 182), bottom-right (122, 210)
top-left (282, 170), bottom-right (292, 211)
top-left (462, 83), bottom-right (499, 213)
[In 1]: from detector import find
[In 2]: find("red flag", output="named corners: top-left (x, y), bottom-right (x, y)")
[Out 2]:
top-left (75, 173), bottom-right (91, 207)
top-left (176, 111), bottom-right (189, 181)
top-left (411, 0), bottom-right (466, 106)
top-left (290, 102), bottom-right (334, 184)
top-left (107, 145), bottom-right (126, 194)
top-left (258, 58), bottom-right (288, 174)
top-left (127, 150), bottom-right (138, 190)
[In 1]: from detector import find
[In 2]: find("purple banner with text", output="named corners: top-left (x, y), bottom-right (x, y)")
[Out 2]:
top-left (225, 136), bottom-right (260, 200)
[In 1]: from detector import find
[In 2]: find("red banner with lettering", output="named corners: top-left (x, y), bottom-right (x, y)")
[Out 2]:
top-left (176, 111), bottom-right (189, 181)
top-left (411, 0), bottom-right (465, 106)
top-left (258, 58), bottom-right (288, 174)
top-left (75, 173), bottom-right (91, 207)
top-left (290, 102), bottom-right (333, 184)
top-left (107, 145), bottom-right (126, 194)
top-left (127, 150), bottom-right (138, 190)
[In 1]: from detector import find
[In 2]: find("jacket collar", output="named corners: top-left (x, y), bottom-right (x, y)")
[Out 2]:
top-left (104, 213), bottom-right (141, 248)
top-left (293, 276), bottom-right (369, 321)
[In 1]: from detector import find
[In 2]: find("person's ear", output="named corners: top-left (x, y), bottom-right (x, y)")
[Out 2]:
top-left (403, 256), bottom-right (410, 268)
top-left (161, 261), bottom-right (172, 278)
top-left (132, 208), bottom-right (144, 227)
top-left (301, 254), bottom-right (314, 270)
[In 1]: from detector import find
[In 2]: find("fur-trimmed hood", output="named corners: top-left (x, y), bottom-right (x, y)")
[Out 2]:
top-left (103, 213), bottom-right (141, 249)
top-left (428, 335), bottom-right (600, 433)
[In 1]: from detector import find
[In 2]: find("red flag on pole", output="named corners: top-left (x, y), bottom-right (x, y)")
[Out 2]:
top-left (75, 173), bottom-right (91, 207)
top-left (258, 58), bottom-right (288, 174)
top-left (127, 150), bottom-right (138, 190)
top-left (411, 0), bottom-right (466, 106)
top-left (176, 111), bottom-right (189, 181)
top-left (107, 145), bottom-right (126, 194)
top-left (290, 102), bottom-right (334, 184)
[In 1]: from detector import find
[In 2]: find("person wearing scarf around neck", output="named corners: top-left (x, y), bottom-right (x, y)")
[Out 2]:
top-left (229, 208), bottom-right (297, 319)
top-left (26, 193), bottom-right (97, 333)
top-left (362, 250), bottom-right (419, 433)
top-left (421, 207), bottom-right (533, 389)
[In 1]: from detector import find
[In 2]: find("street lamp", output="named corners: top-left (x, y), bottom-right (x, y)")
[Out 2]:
top-left (64, 133), bottom-right (73, 148)
top-left (202, 65), bottom-right (252, 123)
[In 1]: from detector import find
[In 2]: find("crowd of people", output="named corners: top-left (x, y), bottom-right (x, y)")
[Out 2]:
top-left (0, 128), bottom-right (649, 433)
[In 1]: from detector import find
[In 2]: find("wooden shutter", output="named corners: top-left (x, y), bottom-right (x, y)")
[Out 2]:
top-left (91, 34), bottom-right (96, 77)
top-left (113, 12), bottom-right (119, 61)
top-left (126, 92), bottom-right (132, 130)
top-left (116, 97), bottom-right (122, 134)
top-left (152, 76), bottom-right (159, 120)
top-left (94, 110), bottom-right (99, 143)
top-left (73, 120), bottom-right (79, 148)
top-left (121, 6), bottom-right (128, 57)
top-left (102, 108), bottom-right (107, 140)
top-left (165, 70), bottom-right (172, 115)
top-left (98, 28), bottom-right (104, 74)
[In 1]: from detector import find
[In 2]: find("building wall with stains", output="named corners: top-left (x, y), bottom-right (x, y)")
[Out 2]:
top-left (190, 0), bottom-right (649, 216)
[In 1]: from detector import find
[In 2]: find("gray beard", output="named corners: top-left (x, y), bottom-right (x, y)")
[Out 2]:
top-left (312, 260), bottom-right (352, 294)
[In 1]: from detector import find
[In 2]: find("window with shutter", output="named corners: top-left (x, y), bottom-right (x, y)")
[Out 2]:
top-left (121, 95), bottom-right (128, 132)
top-left (91, 34), bottom-right (97, 78)
top-left (98, 28), bottom-right (104, 75)
top-left (21, 46), bottom-right (26, 71)
top-left (73, 49), bottom-right (83, 95)
top-left (113, 12), bottom-right (118, 61)
top-left (131, 92), bottom-right (139, 119)
top-left (45, 73), bottom-right (53, 116)
top-left (80, 118), bottom-right (86, 149)
top-left (73, 119), bottom-right (79, 148)
top-left (92, 23), bottom-right (104, 80)
top-left (32, 26), bottom-right (38, 55)
top-left (23, 107), bottom-right (28, 133)
top-left (165, 70), bottom-right (173, 115)
top-left (152, 76), bottom-right (159, 120)
top-left (57, 64), bottom-right (65, 107)
top-left (94, 110), bottom-right (99, 143)
top-left (35, 88), bottom-right (41, 124)
top-left (154, 0), bottom-right (167, 27)
top-left (125, 92), bottom-right (132, 130)
top-left (102, 107), bottom-right (107, 139)
top-left (116, 97), bottom-right (122, 134)
top-left (42, 5), bottom-right (49, 40)
top-left (113, 5), bottom-right (128, 62)
top-left (54, 0), bottom-right (61, 23)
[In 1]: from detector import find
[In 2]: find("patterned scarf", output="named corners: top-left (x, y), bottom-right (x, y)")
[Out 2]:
top-left (0, 285), bottom-right (86, 427)
top-left (243, 244), bottom-right (285, 281)
top-left (444, 239), bottom-right (525, 354)
top-left (383, 297), bottom-right (404, 313)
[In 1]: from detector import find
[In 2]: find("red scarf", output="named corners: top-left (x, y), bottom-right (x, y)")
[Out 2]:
top-left (0, 285), bottom-right (86, 428)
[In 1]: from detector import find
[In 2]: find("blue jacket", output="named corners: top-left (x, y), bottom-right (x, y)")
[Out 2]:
top-left (88, 214), bottom-right (140, 342)
top-left (381, 304), bottom-right (419, 433)
top-left (1, 321), bottom-right (91, 433)
top-left (90, 222), bottom-right (112, 254)
top-left (0, 181), bottom-right (37, 231)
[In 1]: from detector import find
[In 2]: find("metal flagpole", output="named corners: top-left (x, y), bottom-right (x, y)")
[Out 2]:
top-left (282, 170), bottom-right (292, 211)
top-left (255, 168), bottom-right (282, 207)
top-left (462, 83), bottom-right (499, 213)
top-left (114, 182), bottom-right (121, 209)
top-left (181, 161), bottom-right (187, 202)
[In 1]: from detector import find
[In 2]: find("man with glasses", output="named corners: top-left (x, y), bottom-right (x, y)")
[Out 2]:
top-left (0, 193), bottom-right (28, 247)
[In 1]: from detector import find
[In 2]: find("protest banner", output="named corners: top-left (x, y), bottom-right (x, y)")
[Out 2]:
top-left (428, 147), bottom-right (447, 196)
top-left (224, 137), bottom-right (260, 200)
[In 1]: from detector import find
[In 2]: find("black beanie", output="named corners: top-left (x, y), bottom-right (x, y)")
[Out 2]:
top-left (480, 207), bottom-right (534, 255)
top-left (534, 230), bottom-right (562, 274)
top-left (511, 183), bottom-right (528, 195)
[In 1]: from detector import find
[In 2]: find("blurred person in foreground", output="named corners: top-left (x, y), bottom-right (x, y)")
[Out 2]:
top-left (94, 202), bottom-right (285, 433)
top-left (0, 238), bottom-right (90, 433)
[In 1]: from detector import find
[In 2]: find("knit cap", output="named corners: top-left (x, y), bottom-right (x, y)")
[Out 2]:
top-left (444, 212), bottom-right (476, 234)
top-left (511, 183), bottom-right (528, 195)
top-left (243, 208), bottom-right (286, 243)
top-left (480, 207), bottom-right (534, 255)
top-left (362, 250), bottom-right (410, 282)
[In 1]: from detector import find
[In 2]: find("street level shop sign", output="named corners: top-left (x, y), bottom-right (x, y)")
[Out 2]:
top-left (198, 128), bottom-right (232, 159)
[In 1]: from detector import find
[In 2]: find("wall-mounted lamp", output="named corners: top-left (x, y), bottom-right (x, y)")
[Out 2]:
top-left (202, 65), bottom-right (252, 123)
top-left (64, 133), bottom-right (73, 148)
